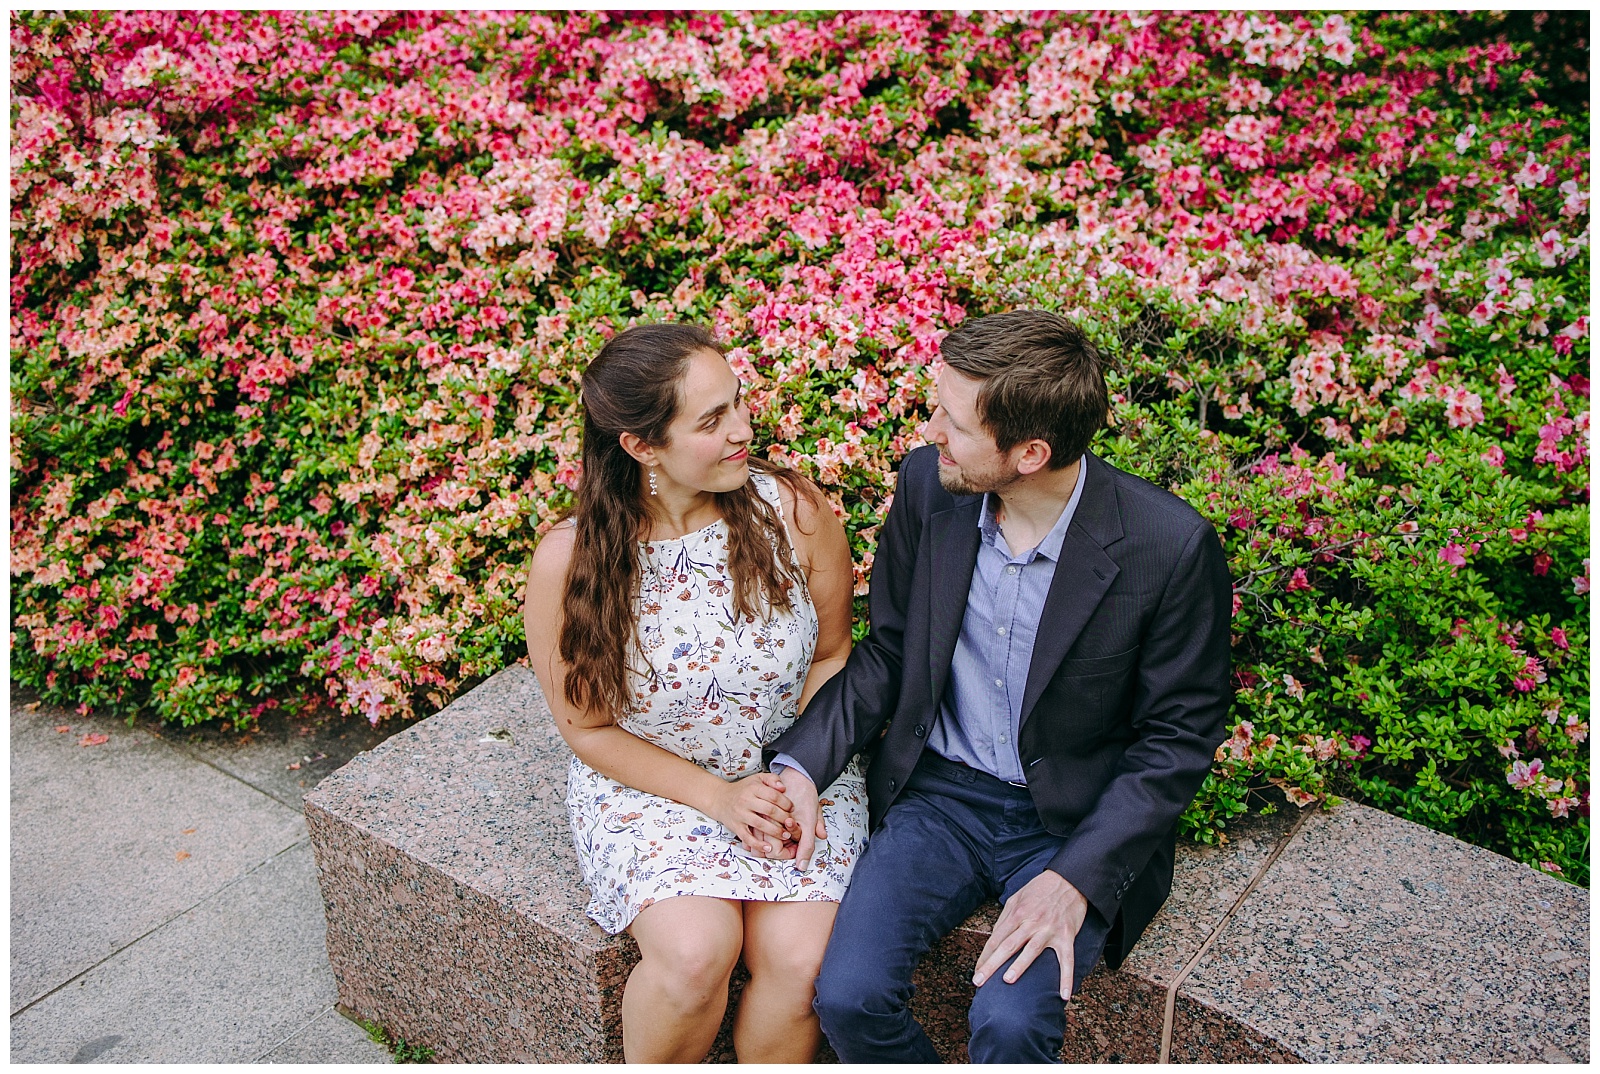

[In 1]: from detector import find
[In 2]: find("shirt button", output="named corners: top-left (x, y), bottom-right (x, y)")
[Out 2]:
top-left (1007, 565), bottom-right (1018, 574)
top-left (998, 733), bottom-right (1009, 744)
top-left (996, 626), bottom-right (1007, 636)
top-left (995, 678), bottom-right (1004, 688)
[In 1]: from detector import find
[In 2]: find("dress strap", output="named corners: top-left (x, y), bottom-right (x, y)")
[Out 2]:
top-left (751, 471), bottom-right (803, 570)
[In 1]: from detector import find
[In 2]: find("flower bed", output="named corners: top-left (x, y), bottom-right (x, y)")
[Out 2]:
top-left (10, 11), bottom-right (1589, 880)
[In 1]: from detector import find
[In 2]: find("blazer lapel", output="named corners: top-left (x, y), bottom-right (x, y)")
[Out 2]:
top-left (1018, 454), bottom-right (1125, 725)
top-left (925, 496), bottom-right (983, 709)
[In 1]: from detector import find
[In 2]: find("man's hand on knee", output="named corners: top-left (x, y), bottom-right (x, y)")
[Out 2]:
top-left (971, 869), bottom-right (1089, 1000)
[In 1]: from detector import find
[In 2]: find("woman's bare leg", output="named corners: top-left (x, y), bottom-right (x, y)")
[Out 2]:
top-left (733, 900), bottom-right (839, 1062)
top-left (624, 896), bottom-right (744, 1062)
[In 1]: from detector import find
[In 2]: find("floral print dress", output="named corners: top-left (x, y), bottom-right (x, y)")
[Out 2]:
top-left (566, 473), bottom-right (868, 934)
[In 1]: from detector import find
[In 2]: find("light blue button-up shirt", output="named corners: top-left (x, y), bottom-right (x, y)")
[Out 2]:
top-left (928, 463), bottom-right (1085, 784)
top-left (773, 463), bottom-right (1085, 787)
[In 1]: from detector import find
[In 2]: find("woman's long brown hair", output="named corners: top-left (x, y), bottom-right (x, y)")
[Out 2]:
top-left (556, 323), bottom-right (812, 720)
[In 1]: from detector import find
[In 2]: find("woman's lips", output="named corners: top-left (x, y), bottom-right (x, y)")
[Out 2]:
top-left (724, 448), bottom-right (749, 461)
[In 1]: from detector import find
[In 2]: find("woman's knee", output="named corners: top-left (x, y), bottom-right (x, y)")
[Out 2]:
top-left (743, 904), bottom-right (835, 985)
top-left (641, 940), bottom-right (739, 1005)
top-left (631, 902), bottom-right (741, 1002)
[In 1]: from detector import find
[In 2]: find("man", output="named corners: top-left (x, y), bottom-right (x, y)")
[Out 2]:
top-left (767, 310), bottom-right (1233, 1063)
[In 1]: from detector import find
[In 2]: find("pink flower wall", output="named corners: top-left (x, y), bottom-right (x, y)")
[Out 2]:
top-left (9, 11), bottom-right (1590, 878)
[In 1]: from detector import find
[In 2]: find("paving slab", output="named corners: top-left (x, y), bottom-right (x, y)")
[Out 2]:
top-left (154, 704), bottom-right (430, 815)
top-left (9, 840), bottom-right (378, 1063)
top-left (9, 703), bottom-right (309, 1013)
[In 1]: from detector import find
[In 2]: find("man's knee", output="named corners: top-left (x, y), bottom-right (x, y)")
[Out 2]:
top-left (969, 993), bottom-right (1058, 1043)
top-left (812, 946), bottom-right (903, 1032)
top-left (967, 959), bottom-right (1065, 1063)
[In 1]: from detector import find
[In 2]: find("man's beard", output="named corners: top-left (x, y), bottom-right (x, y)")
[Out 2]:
top-left (936, 458), bottom-right (1015, 497)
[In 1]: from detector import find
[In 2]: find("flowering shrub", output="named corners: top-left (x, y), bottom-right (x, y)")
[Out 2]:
top-left (10, 11), bottom-right (1589, 881)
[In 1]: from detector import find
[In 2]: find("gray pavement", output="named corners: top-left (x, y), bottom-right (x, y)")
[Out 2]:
top-left (9, 688), bottom-right (412, 1063)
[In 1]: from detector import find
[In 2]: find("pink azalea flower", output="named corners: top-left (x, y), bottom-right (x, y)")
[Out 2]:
top-left (1507, 757), bottom-right (1544, 790)
top-left (1282, 785), bottom-right (1317, 807)
top-left (1548, 797), bottom-right (1580, 819)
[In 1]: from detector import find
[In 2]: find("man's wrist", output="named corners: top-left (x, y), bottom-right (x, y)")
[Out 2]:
top-left (1044, 869), bottom-right (1090, 928)
top-left (769, 753), bottom-right (815, 786)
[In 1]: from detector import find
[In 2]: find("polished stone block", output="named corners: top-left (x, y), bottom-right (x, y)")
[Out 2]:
top-left (306, 665), bottom-right (624, 1062)
top-left (308, 666), bottom-right (1589, 1063)
top-left (1183, 803), bottom-right (1590, 1063)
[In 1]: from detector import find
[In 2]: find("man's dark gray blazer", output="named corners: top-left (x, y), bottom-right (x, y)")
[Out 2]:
top-left (768, 444), bottom-right (1233, 967)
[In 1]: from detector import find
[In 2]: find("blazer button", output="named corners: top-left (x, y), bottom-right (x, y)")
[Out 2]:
top-left (914, 723), bottom-right (926, 738)
top-left (889, 778), bottom-right (898, 791)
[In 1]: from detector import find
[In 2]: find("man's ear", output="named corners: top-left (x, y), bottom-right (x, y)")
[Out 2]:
top-left (1014, 438), bottom-right (1053, 477)
top-left (618, 431), bottom-right (658, 467)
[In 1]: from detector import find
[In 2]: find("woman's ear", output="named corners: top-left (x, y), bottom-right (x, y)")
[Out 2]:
top-left (618, 431), bottom-right (658, 467)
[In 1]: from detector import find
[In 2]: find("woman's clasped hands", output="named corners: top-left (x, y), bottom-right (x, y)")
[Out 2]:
top-left (705, 772), bottom-right (811, 860)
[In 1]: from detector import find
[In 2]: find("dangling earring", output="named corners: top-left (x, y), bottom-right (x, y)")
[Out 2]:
top-left (648, 466), bottom-right (659, 496)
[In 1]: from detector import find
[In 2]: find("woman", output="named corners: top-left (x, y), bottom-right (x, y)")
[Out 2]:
top-left (523, 323), bottom-right (867, 1063)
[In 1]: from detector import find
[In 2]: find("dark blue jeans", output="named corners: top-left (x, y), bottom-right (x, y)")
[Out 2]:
top-left (813, 750), bottom-right (1110, 1063)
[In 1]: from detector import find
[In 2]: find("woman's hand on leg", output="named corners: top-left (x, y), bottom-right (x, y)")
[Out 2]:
top-left (707, 772), bottom-right (798, 857)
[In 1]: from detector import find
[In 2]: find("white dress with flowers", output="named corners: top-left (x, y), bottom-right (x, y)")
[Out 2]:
top-left (566, 473), bottom-right (868, 934)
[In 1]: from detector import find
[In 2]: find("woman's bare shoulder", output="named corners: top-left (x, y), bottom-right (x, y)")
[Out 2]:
top-left (776, 472), bottom-right (829, 531)
top-left (774, 473), bottom-right (825, 528)
top-left (774, 473), bottom-right (846, 574)
top-left (527, 519), bottom-right (577, 583)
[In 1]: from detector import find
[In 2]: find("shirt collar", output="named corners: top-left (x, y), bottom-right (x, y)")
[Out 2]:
top-left (977, 457), bottom-right (1088, 563)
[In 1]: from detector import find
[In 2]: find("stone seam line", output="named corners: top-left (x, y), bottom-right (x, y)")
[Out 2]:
top-left (248, 1003), bottom-right (343, 1063)
top-left (1157, 807), bottom-right (1311, 1064)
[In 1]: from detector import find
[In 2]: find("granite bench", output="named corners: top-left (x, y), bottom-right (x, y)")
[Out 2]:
top-left (306, 666), bottom-right (1589, 1063)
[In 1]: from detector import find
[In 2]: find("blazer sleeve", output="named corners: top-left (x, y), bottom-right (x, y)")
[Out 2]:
top-left (764, 448), bottom-right (928, 788)
top-left (1046, 517), bottom-right (1233, 924)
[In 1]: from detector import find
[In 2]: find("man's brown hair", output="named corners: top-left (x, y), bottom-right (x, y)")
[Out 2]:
top-left (939, 309), bottom-right (1108, 468)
